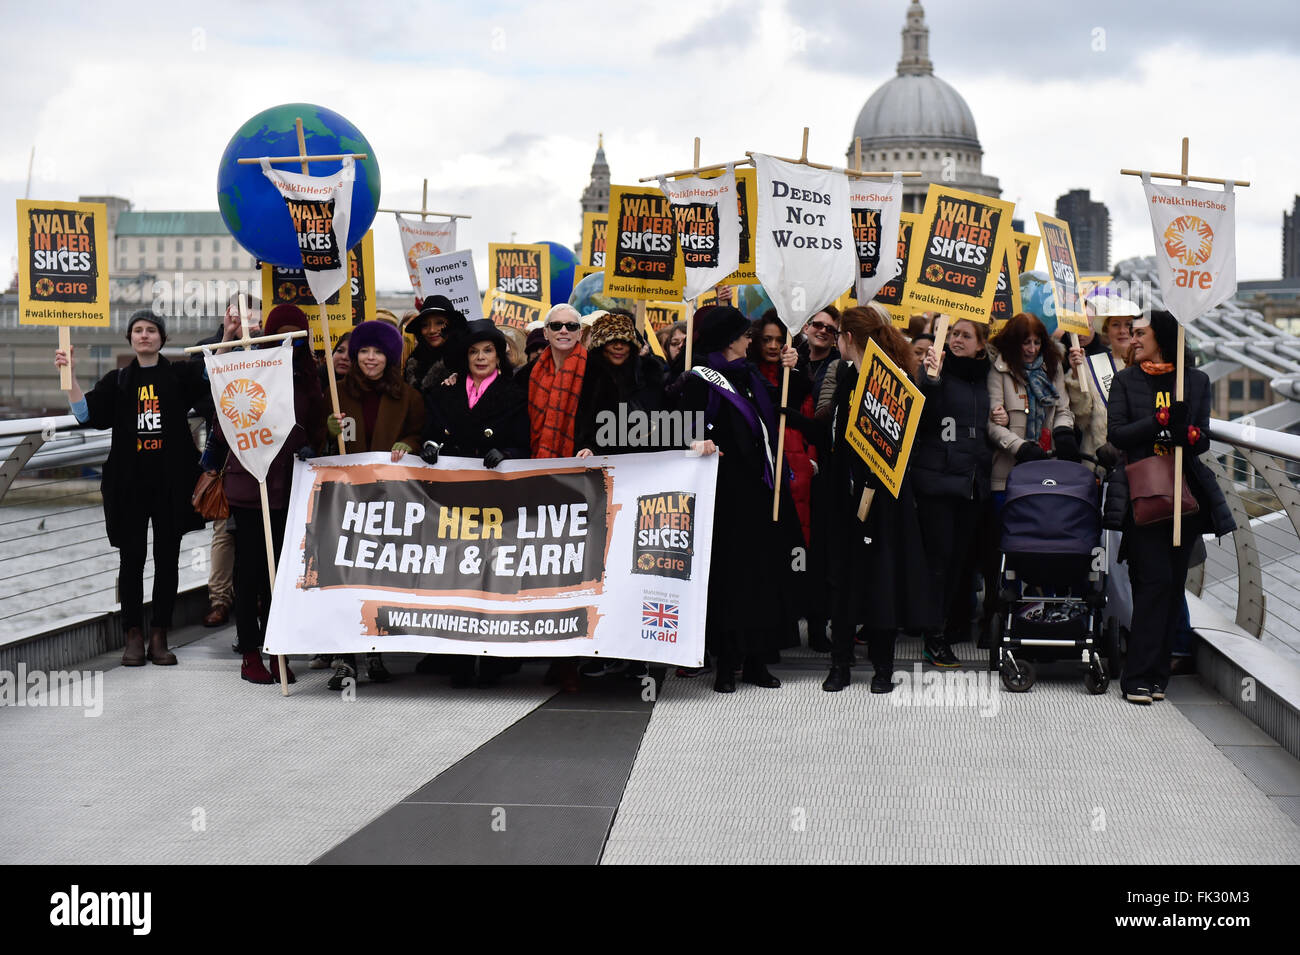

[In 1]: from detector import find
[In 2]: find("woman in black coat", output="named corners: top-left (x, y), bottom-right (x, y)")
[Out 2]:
top-left (1107, 310), bottom-right (1233, 705)
top-left (574, 311), bottom-right (667, 456)
top-left (420, 319), bottom-right (529, 687)
top-left (56, 310), bottom-right (207, 668)
top-left (913, 316), bottom-right (995, 666)
top-left (680, 305), bottom-right (802, 693)
top-left (404, 295), bottom-right (468, 396)
top-left (821, 305), bottom-right (940, 692)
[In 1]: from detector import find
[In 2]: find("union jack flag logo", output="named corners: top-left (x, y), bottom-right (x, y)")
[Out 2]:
top-left (642, 601), bottom-right (679, 631)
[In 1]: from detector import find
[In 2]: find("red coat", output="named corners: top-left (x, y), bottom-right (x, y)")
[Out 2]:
top-left (759, 362), bottom-right (816, 545)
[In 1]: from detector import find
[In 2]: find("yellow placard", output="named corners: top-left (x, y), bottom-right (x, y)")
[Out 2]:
top-left (645, 301), bottom-right (687, 332)
top-left (17, 199), bottom-right (111, 327)
top-left (1014, 232), bottom-right (1040, 275)
top-left (261, 262), bottom-right (352, 350)
top-left (574, 264), bottom-right (601, 283)
top-left (844, 337), bottom-right (925, 499)
top-left (603, 184), bottom-right (686, 300)
top-left (1078, 273), bottom-right (1112, 299)
top-left (990, 245), bottom-right (1023, 326)
top-left (702, 166), bottom-right (757, 285)
top-left (582, 213), bottom-right (608, 270)
top-left (348, 231), bottom-right (376, 326)
top-left (873, 212), bottom-right (923, 327)
top-left (902, 185), bottom-right (1015, 324)
top-left (1034, 213), bottom-right (1090, 335)
top-left (488, 243), bottom-right (550, 306)
top-left (483, 288), bottom-right (544, 331)
top-left (695, 287), bottom-right (721, 309)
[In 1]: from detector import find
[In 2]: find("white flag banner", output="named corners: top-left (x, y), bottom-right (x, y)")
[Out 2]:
top-left (262, 451), bottom-right (719, 668)
top-left (1141, 174), bottom-right (1236, 321)
top-left (260, 156), bottom-right (355, 307)
top-left (753, 153), bottom-right (856, 335)
top-left (851, 173), bottom-right (903, 304)
top-left (397, 214), bottom-right (458, 291)
top-left (657, 165), bottom-right (740, 300)
top-left (203, 339), bottom-right (297, 483)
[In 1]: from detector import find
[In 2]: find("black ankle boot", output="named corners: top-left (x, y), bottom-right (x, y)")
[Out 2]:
top-left (713, 666), bottom-right (736, 693)
top-left (741, 657), bottom-right (781, 688)
top-left (822, 664), bottom-right (850, 692)
top-left (870, 670), bottom-right (896, 693)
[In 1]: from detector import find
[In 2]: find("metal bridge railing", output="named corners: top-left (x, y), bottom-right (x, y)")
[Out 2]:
top-left (0, 415), bottom-right (211, 640)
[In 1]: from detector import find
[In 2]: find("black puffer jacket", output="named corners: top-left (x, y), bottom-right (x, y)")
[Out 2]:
top-left (909, 351), bottom-right (993, 501)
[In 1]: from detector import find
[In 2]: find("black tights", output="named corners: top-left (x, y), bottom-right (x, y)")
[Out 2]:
top-left (117, 489), bottom-right (181, 630)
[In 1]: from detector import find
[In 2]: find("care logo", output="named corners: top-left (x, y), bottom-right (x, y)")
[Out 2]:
top-left (630, 491), bottom-right (694, 581)
top-left (407, 240), bottom-right (441, 272)
top-left (1163, 215), bottom-right (1214, 267)
top-left (219, 378), bottom-right (267, 429)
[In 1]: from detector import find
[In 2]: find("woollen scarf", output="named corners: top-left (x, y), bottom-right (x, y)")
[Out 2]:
top-left (1023, 354), bottom-right (1058, 451)
top-left (528, 344), bottom-right (587, 458)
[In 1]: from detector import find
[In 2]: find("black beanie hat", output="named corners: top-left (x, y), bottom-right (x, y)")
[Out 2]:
top-left (126, 309), bottom-right (166, 345)
top-left (693, 305), bottom-right (749, 355)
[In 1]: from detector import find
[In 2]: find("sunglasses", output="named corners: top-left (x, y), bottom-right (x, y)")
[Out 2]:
top-left (548, 321), bottom-right (581, 332)
top-left (807, 321), bottom-right (837, 334)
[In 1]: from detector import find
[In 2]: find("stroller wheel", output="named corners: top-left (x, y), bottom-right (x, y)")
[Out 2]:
top-left (1000, 655), bottom-right (1035, 692)
top-left (987, 616), bottom-right (1002, 672)
top-left (1084, 656), bottom-right (1109, 695)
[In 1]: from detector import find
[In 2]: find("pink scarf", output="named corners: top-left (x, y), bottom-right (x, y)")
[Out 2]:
top-left (466, 370), bottom-right (498, 409)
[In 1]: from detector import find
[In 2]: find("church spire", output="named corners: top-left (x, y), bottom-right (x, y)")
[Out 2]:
top-left (897, 0), bottom-right (933, 76)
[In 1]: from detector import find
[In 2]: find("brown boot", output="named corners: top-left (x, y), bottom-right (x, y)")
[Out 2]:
top-left (146, 627), bottom-right (178, 666)
top-left (122, 627), bottom-right (146, 667)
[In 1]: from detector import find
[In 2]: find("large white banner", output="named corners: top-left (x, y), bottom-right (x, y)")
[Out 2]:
top-left (657, 165), bottom-right (740, 300)
top-left (263, 451), bottom-right (718, 667)
top-left (851, 173), bottom-right (903, 304)
top-left (753, 153), bottom-right (856, 335)
top-left (416, 249), bottom-right (483, 320)
top-left (260, 157), bottom-right (355, 307)
top-left (1141, 175), bottom-right (1237, 321)
top-left (203, 340), bottom-right (297, 483)
top-left (397, 214), bottom-right (457, 291)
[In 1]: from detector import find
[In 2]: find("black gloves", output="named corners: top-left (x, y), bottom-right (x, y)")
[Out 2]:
top-left (1168, 400), bottom-right (1190, 436)
top-left (420, 440), bottom-right (441, 465)
top-left (1015, 442), bottom-right (1048, 464)
top-left (1095, 442), bottom-right (1121, 472)
top-left (1052, 427), bottom-right (1081, 463)
top-left (483, 448), bottom-right (505, 469)
top-left (295, 446), bottom-right (314, 462)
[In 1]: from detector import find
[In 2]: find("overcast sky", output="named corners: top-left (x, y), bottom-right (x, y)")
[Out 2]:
top-left (3, 0), bottom-right (1298, 295)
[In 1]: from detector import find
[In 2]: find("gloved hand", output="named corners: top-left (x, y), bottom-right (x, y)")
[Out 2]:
top-left (1168, 400), bottom-right (1190, 435)
top-left (1095, 442), bottom-right (1121, 472)
top-left (1015, 442), bottom-right (1048, 464)
top-left (295, 446), bottom-right (314, 462)
top-left (483, 448), bottom-right (505, 469)
top-left (1175, 424), bottom-right (1203, 448)
top-left (326, 414), bottom-right (343, 438)
top-left (1052, 427), bottom-right (1080, 463)
top-left (391, 442), bottom-right (412, 457)
top-left (420, 440), bottom-right (442, 465)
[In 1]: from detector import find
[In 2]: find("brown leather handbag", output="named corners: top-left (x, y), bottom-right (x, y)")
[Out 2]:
top-left (192, 469), bottom-right (229, 521)
top-left (1125, 453), bottom-right (1198, 526)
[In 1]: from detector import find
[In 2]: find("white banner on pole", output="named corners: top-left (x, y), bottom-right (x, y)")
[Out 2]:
top-left (753, 153), bottom-right (856, 335)
top-left (203, 340), bottom-right (297, 483)
top-left (416, 249), bottom-right (483, 320)
top-left (657, 165), bottom-right (740, 301)
top-left (851, 173), bottom-right (903, 305)
top-left (397, 214), bottom-right (458, 291)
top-left (263, 451), bottom-right (718, 667)
top-left (260, 157), bottom-right (355, 307)
top-left (1141, 175), bottom-right (1237, 320)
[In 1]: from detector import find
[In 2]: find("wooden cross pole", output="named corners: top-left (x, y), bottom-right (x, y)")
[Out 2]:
top-left (1120, 139), bottom-right (1250, 547)
top-left (685, 136), bottom-right (701, 372)
top-left (184, 302), bottom-right (307, 696)
top-left (376, 177), bottom-right (473, 220)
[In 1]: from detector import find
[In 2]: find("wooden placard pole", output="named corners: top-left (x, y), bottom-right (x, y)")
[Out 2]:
top-left (686, 137), bottom-right (702, 371)
top-left (1071, 332), bottom-right (1090, 396)
top-left (929, 315), bottom-right (951, 379)
top-left (57, 328), bottom-right (72, 391)
top-left (1119, 139), bottom-right (1249, 547)
top-left (377, 178), bottom-right (472, 220)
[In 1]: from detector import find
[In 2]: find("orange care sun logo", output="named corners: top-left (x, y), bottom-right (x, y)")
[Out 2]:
top-left (219, 379), bottom-right (268, 429)
top-left (1163, 215), bottom-right (1214, 267)
top-left (407, 241), bottom-right (441, 273)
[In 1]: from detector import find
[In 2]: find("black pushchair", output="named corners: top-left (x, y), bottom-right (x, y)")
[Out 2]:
top-left (989, 459), bottom-right (1117, 693)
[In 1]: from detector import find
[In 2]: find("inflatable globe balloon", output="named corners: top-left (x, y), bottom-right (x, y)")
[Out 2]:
top-left (734, 283), bottom-right (776, 321)
top-left (1018, 270), bottom-right (1058, 334)
top-left (217, 103), bottom-right (381, 268)
top-left (567, 270), bottom-right (633, 316)
top-left (536, 241), bottom-right (578, 307)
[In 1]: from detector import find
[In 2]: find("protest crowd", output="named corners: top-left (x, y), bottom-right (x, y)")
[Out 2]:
top-left (52, 282), bottom-right (1229, 705)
